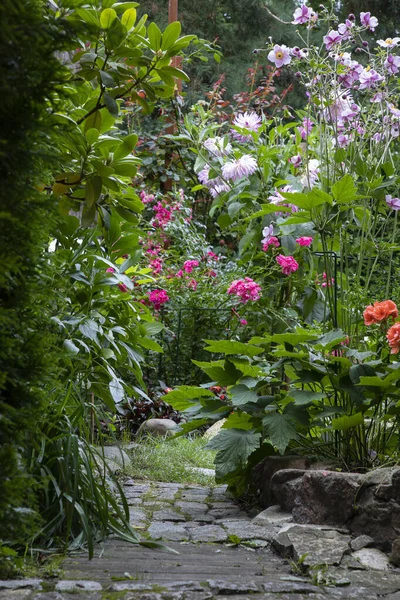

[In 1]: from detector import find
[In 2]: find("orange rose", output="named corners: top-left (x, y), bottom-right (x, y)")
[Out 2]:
top-left (363, 300), bottom-right (398, 325)
top-left (387, 322), bottom-right (400, 354)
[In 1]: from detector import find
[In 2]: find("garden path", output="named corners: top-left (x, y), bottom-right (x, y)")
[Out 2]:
top-left (2, 479), bottom-right (400, 600)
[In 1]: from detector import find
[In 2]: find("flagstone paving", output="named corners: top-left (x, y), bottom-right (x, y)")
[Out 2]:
top-left (2, 479), bottom-right (400, 599)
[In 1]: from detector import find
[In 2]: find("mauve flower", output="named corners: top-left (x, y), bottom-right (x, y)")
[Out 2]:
top-left (338, 19), bottom-right (354, 40)
top-left (387, 322), bottom-right (400, 354)
top-left (384, 55), bottom-right (400, 74)
top-left (323, 30), bottom-right (342, 51)
top-left (388, 103), bottom-right (400, 117)
top-left (106, 267), bottom-right (115, 273)
top-left (298, 117), bottom-right (313, 139)
top-left (359, 68), bottom-right (384, 90)
top-left (289, 155), bottom-right (302, 168)
top-left (296, 236), bottom-right (313, 246)
top-left (291, 46), bottom-right (308, 59)
top-left (231, 111), bottom-right (262, 142)
top-left (118, 283), bottom-right (129, 293)
top-left (276, 255), bottom-right (299, 275)
top-left (239, 319), bottom-right (248, 326)
top-left (360, 12), bottom-right (378, 32)
top-left (267, 44), bottom-right (291, 68)
top-left (337, 133), bottom-right (350, 147)
top-left (386, 195), bottom-right (400, 210)
top-left (292, 5), bottom-right (314, 25)
top-left (377, 37), bottom-right (400, 48)
top-left (204, 136), bottom-right (232, 156)
top-left (222, 155), bottom-right (257, 181)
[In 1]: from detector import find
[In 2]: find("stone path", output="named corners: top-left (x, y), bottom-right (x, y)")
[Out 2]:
top-left (2, 479), bottom-right (400, 600)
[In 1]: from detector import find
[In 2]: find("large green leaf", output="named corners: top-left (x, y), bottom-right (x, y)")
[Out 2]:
top-left (203, 340), bottom-right (264, 357)
top-left (161, 21), bottom-right (181, 50)
top-left (332, 175), bottom-right (364, 204)
top-left (314, 329), bottom-right (347, 349)
top-left (163, 386), bottom-right (215, 411)
top-left (206, 429), bottom-right (261, 478)
top-left (148, 22), bottom-right (162, 51)
top-left (222, 412), bottom-right (254, 430)
top-left (230, 384), bottom-right (259, 406)
top-left (250, 330), bottom-right (319, 346)
top-left (331, 413), bottom-right (364, 430)
top-left (288, 389), bottom-right (325, 405)
top-left (263, 412), bottom-right (297, 454)
top-left (192, 360), bottom-right (242, 386)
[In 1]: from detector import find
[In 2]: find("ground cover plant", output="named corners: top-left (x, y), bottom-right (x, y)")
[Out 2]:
top-left (162, 3), bottom-right (400, 495)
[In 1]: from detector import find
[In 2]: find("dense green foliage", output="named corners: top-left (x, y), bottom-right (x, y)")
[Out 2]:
top-left (0, 0), bottom-right (65, 565)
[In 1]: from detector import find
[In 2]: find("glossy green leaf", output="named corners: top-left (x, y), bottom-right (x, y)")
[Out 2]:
top-left (100, 8), bottom-right (117, 29)
top-left (161, 21), bottom-right (181, 50)
top-left (147, 22), bottom-right (162, 51)
top-left (121, 7), bottom-right (136, 29)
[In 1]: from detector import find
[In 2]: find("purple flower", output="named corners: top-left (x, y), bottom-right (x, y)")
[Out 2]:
top-left (204, 137), bottom-right (232, 156)
top-left (198, 165), bottom-right (230, 197)
top-left (292, 5), bottom-right (315, 25)
top-left (298, 117), bottom-right (313, 140)
top-left (386, 195), bottom-right (400, 210)
top-left (231, 111), bottom-right (262, 142)
top-left (323, 30), bottom-right (342, 51)
top-left (289, 155), bottom-right (302, 168)
top-left (360, 12), bottom-right (378, 32)
top-left (377, 38), bottom-right (400, 48)
top-left (388, 103), bottom-right (400, 117)
top-left (222, 155), bottom-right (258, 181)
top-left (291, 46), bottom-right (308, 59)
top-left (338, 19), bottom-right (354, 40)
top-left (359, 68), bottom-right (384, 89)
top-left (337, 133), bottom-right (350, 147)
top-left (384, 55), bottom-right (400, 74)
top-left (267, 44), bottom-right (291, 68)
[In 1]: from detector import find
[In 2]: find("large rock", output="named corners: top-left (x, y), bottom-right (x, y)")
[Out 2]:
top-left (251, 456), bottom-right (310, 507)
top-left (351, 548), bottom-right (390, 571)
top-left (292, 470), bottom-right (364, 526)
top-left (272, 523), bottom-right (351, 568)
top-left (270, 469), bottom-right (305, 512)
top-left (93, 445), bottom-right (131, 473)
top-left (136, 418), bottom-right (180, 437)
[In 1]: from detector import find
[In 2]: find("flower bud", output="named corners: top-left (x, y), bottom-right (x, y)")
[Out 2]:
top-left (348, 13), bottom-right (355, 21)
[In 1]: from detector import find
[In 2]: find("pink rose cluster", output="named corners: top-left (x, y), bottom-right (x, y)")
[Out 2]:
top-left (227, 277), bottom-right (262, 303)
top-left (276, 255), bottom-right (299, 275)
top-left (296, 236), bottom-right (313, 247)
top-left (149, 289), bottom-right (169, 310)
top-left (183, 260), bottom-right (199, 273)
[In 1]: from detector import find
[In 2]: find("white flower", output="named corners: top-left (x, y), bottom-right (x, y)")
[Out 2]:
top-left (222, 155), bottom-right (258, 181)
top-left (204, 136), bottom-right (232, 157)
top-left (377, 37), bottom-right (400, 48)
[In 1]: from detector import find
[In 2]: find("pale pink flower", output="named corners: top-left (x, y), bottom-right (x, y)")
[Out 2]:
top-left (204, 136), bottom-right (232, 156)
top-left (386, 195), bottom-right (400, 210)
top-left (222, 155), bottom-right (257, 181)
top-left (276, 255), bottom-right (299, 275)
top-left (231, 111), bottom-right (262, 142)
top-left (360, 12), bottom-right (378, 32)
top-left (298, 117), bottom-right (313, 139)
top-left (338, 19), bottom-right (354, 40)
top-left (267, 44), bottom-right (291, 68)
top-left (296, 236), bottom-right (313, 246)
top-left (227, 277), bottom-right (262, 303)
top-left (359, 68), bottom-right (384, 89)
top-left (377, 37), bottom-right (400, 48)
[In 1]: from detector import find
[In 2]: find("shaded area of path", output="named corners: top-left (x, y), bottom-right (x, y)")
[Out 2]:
top-left (2, 480), bottom-right (400, 599)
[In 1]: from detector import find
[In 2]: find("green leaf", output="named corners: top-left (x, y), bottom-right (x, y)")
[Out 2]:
top-left (85, 128), bottom-right (100, 144)
top-left (161, 21), bottom-right (181, 50)
top-left (100, 8), bottom-right (117, 29)
top-left (85, 176), bottom-right (102, 208)
top-left (113, 134), bottom-right (138, 160)
top-left (81, 203), bottom-right (96, 228)
top-left (192, 361), bottom-right (242, 386)
top-left (206, 429), bottom-right (261, 477)
top-left (159, 65), bottom-right (189, 82)
top-left (281, 190), bottom-right (332, 210)
top-left (263, 412), bottom-right (297, 454)
top-left (332, 175), bottom-right (359, 204)
top-left (104, 92), bottom-right (119, 117)
top-left (230, 384), bottom-right (259, 406)
top-left (140, 321), bottom-right (164, 336)
top-left (251, 330), bottom-right (319, 346)
top-left (222, 412), bottom-right (254, 430)
top-left (109, 378), bottom-right (124, 403)
top-left (203, 340), bottom-right (264, 358)
top-left (137, 337), bottom-right (163, 352)
top-left (100, 70), bottom-right (115, 87)
top-left (121, 7), bottom-right (137, 29)
top-left (331, 413), bottom-right (364, 430)
top-left (63, 339), bottom-right (80, 355)
top-left (315, 329), bottom-right (347, 349)
top-left (288, 389), bottom-right (325, 405)
top-left (163, 386), bottom-right (215, 411)
top-left (148, 22), bottom-right (162, 51)
top-left (84, 110), bottom-right (102, 132)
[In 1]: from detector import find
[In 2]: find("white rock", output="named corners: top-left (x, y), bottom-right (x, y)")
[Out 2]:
top-left (351, 548), bottom-right (390, 570)
top-left (136, 418), bottom-right (180, 437)
top-left (203, 419), bottom-right (227, 441)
